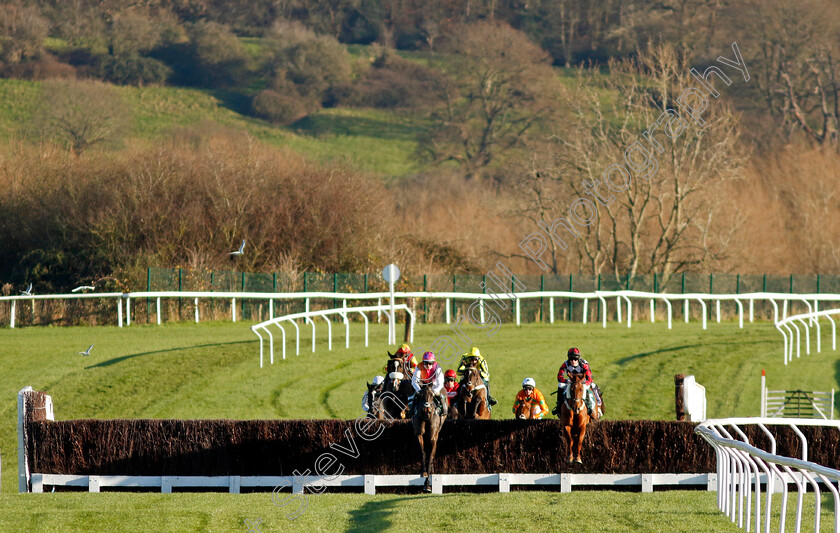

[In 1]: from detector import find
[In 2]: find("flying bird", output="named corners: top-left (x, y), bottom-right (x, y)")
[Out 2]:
top-left (78, 345), bottom-right (93, 356)
top-left (71, 286), bottom-right (96, 293)
top-left (20, 283), bottom-right (32, 296)
top-left (230, 239), bottom-right (246, 256)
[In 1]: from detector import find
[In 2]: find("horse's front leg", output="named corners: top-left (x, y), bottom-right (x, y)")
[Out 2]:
top-left (574, 420), bottom-right (588, 464)
top-left (416, 431), bottom-right (428, 478)
top-left (562, 423), bottom-right (574, 463)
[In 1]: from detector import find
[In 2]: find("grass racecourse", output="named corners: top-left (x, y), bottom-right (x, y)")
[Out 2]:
top-left (1, 318), bottom-right (839, 531)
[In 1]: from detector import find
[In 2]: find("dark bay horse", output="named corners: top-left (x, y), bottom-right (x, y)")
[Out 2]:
top-left (558, 373), bottom-right (591, 464)
top-left (382, 357), bottom-right (412, 419)
top-left (412, 384), bottom-right (445, 492)
top-left (455, 366), bottom-right (490, 420)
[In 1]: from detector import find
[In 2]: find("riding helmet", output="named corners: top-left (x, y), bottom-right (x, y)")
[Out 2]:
top-left (522, 377), bottom-right (536, 388)
top-left (422, 351), bottom-right (436, 363)
top-left (567, 347), bottom-right (581, 360)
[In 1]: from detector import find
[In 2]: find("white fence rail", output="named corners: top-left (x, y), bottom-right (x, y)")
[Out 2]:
top-left (250, 304), bottom-right (415, 368)
top-left (775, 308), bottom-right (840, 365)
top-left (696, 417), bottom-right (840, 533)
top-left (4, 290), bottom-right (840, 329)
top-left (27, 472), bottom-right (715, 494)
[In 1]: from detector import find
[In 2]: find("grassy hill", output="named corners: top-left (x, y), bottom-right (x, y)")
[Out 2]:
top-left (0, 318), bottom-right (837, 530)
top-left (0, 77), bottom-right (426, 178)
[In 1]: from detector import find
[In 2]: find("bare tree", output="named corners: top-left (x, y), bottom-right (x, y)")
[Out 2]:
top-left (421, 21), bottom-right (558, 180)
top-left (510, 44), bottom-right (747, 286)
top-left (35, 79), bottom-right (130, 156)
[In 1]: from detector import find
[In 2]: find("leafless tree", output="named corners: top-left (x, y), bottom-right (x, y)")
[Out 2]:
top-left (421, 20), bottom-right (559, 180)
top-left (35, 79), bottom-right (130, 156)
top-left (509, 44), bottom-right (747, 286)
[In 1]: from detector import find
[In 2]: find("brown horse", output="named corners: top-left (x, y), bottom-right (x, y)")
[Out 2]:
top-left (516, 401), bottom-right (538, 419)
top-left (455, 366), bottom-right (491, 419)
top-left (558, 373), bottom-right (591, 464)
top-left (382, 358), bottom-right (412, 419)
top-left (412, 384), bottom-right (446, 492)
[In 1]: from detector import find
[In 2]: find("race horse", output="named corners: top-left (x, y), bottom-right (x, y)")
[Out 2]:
top-left (366, 380), bottom-right (385, 418)
top-left (515, 401), bottom-right (539, 419)
top-left (412, 384), bottom-right (446, 492)
top-left (381, 357), bottom-right (412, 419)
top-left (558, 373), bottom-right (592, 464)
top-left (454, 366), bottom-right (490, 419)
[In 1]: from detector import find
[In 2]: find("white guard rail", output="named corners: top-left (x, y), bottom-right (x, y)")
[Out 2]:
top-left (696, 418), bottom-right (840, 533)
top-left (4, 290), bottom-right (840, 330)
top-left (776, 308), bottom-right (840, 365)
top-left (250, 304), bottom-right (415, 368)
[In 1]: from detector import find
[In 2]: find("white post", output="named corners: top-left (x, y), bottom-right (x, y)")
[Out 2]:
top-left (480, 299), bottom-right (485, 324)
top-left (118, 297), bottom-right (123, 327)
top-left (10, 300), bottom-right (15, 328)
top-left (760, 370), bottom-right (766, 417)
top-left (388, 267), bottom-right (396, 345)
top-left (684, 299), bottom-right (689, 323)
top-left (445, 299), bottom-right (451, 324)
top-left (377, 298), bottom-right (381, 323)
top-left (549, 297), bottom-right (554, 324)
top-left (716, 300), bottom-right (720, 323)
top-left (126, 297), bottom-right (131, 326)
top-left (194, 298), bottom-right (199, 323)
top-left (582, 299), bottom-right (588, 324)
top-left (232, 298), bottom-right (237, 322)
top-left (17, 387), bottom-right (32, 493)
top-left (616, 296), bottom-right (622, 323)
top-left (749, 299), bottom-right (754, 322)
top-left (515, 298), bottom-right (521, 326)
top-left (269, 299), bottom-right (274, 320)
top-left (156, 297), bottom-right (161, 325)
top-left (650, 300), bottom-right (655, 323)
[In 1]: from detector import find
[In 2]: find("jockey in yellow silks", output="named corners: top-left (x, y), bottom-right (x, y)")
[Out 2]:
top-left (456, 346), bottom-right (497, 406)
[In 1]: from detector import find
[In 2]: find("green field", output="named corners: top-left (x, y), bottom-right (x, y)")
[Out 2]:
top-left (0, 319), bottom-right (838, 531)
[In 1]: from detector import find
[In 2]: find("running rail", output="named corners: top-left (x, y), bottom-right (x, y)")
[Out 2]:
top-left (250, 304), bottom-right (415, 368)
top-left (696, 417), bottom-right (840, 533)
top-left (775, 308), bottom-right (840, 365)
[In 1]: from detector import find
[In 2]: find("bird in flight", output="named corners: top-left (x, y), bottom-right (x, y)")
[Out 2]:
top-left (71, 286), bottom-right (96, 293)
top-left (20, 283), bottom-right (32, 296)
top-left (78, 345), bottom-right (93, 356)
top-left (230, 239), bottom-right (246, 255)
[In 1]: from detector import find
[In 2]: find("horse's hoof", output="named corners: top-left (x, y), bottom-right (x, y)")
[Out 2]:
top-left (423, 484), bottom-right (432, 493)
top-left (567, 457), bottom-right (574, 464)
top-left (574, 459), bottom-right (583, 464)
top-left (422, 472), bottom-right (428, 478)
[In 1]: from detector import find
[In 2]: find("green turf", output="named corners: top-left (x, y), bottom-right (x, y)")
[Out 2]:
top-left (0, 319), bottom-right (838, 530)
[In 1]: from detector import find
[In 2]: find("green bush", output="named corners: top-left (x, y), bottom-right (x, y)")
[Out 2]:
top-left (94, 53), bottom-right (171, 86)
top-left (251, 89), bottom-right (310, 125)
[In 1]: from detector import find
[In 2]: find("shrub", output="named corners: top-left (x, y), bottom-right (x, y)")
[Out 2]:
top-left (251, 89), bottom-right (310, 125)
top-left (159, 21), bottom-right (249, 88)
top-left (340, 51), bottom-right (446, 108)
top-left (94, 53), bottom-right (171, 86)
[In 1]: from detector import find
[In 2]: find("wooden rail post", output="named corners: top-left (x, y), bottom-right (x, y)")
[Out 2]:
top-left (674, 374), bottom-right (687, 421)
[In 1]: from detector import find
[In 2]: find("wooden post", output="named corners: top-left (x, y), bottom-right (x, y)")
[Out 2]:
top-left (674, 374), bottom-right (687, 421)
top-left (404, 309), bottom-right (413, 342)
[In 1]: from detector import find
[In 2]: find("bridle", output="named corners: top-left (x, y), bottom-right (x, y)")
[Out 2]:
top-left (564, 378), bottom-right (588, 415)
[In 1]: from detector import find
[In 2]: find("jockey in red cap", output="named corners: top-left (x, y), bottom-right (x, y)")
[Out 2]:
top-left (387, 343), bottom-right (418, 377)
top-left (411, 351), bottom-right (447, 416)
top-left (443, 369), bottom-right (459, 407)
top-left (552, 347), bottom-right (602, 417)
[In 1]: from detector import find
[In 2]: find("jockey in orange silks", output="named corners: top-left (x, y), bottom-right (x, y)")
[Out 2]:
top-left (411, 351), bottom-right (447, 416)
top-left (513, 377), bottom-right (549, 419)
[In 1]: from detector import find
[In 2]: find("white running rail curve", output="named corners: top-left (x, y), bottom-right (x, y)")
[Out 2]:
top-left (250, 304), bottom-right (415, 368)
top-left (776, 308), bottom-right (840, 365)
top-left (696, 417), bottom-right (840, 533)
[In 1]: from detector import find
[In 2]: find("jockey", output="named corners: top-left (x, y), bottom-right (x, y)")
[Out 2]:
top-left (552, 347), bottom-right (602, 416)
top-left (411, 351), bottom-right (447, 416)
top-left (456, 346), bottom-right (497, 406)
top-left (443, 369), bottom-right (459, 407)
top-left (387, 343), bottom-right (418, 376)
top-left (362, 375), bottom-right (385, 412)
top-left (513, 377), bottom-right (549, 419)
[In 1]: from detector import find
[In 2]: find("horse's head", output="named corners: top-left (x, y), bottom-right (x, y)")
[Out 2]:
top-left (566, 374), bottom-right (587, 412)
top-left (417, 385), bottom-right (436, 419)
top-left (459, 366), bottom-right (480, 401)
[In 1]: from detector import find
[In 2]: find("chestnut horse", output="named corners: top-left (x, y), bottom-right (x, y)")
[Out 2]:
top-left (412, 384), bottom-right (446, 492)
top-left (558, 373), bottom-right (591, 463)
top-left (455, 366), bottom-right (491, 419)
top-left (516, 401), bottom-right (539, 419)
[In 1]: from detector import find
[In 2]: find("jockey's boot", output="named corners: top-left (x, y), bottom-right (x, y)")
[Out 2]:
top-left (489, 396), bottom-right (498, 406)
